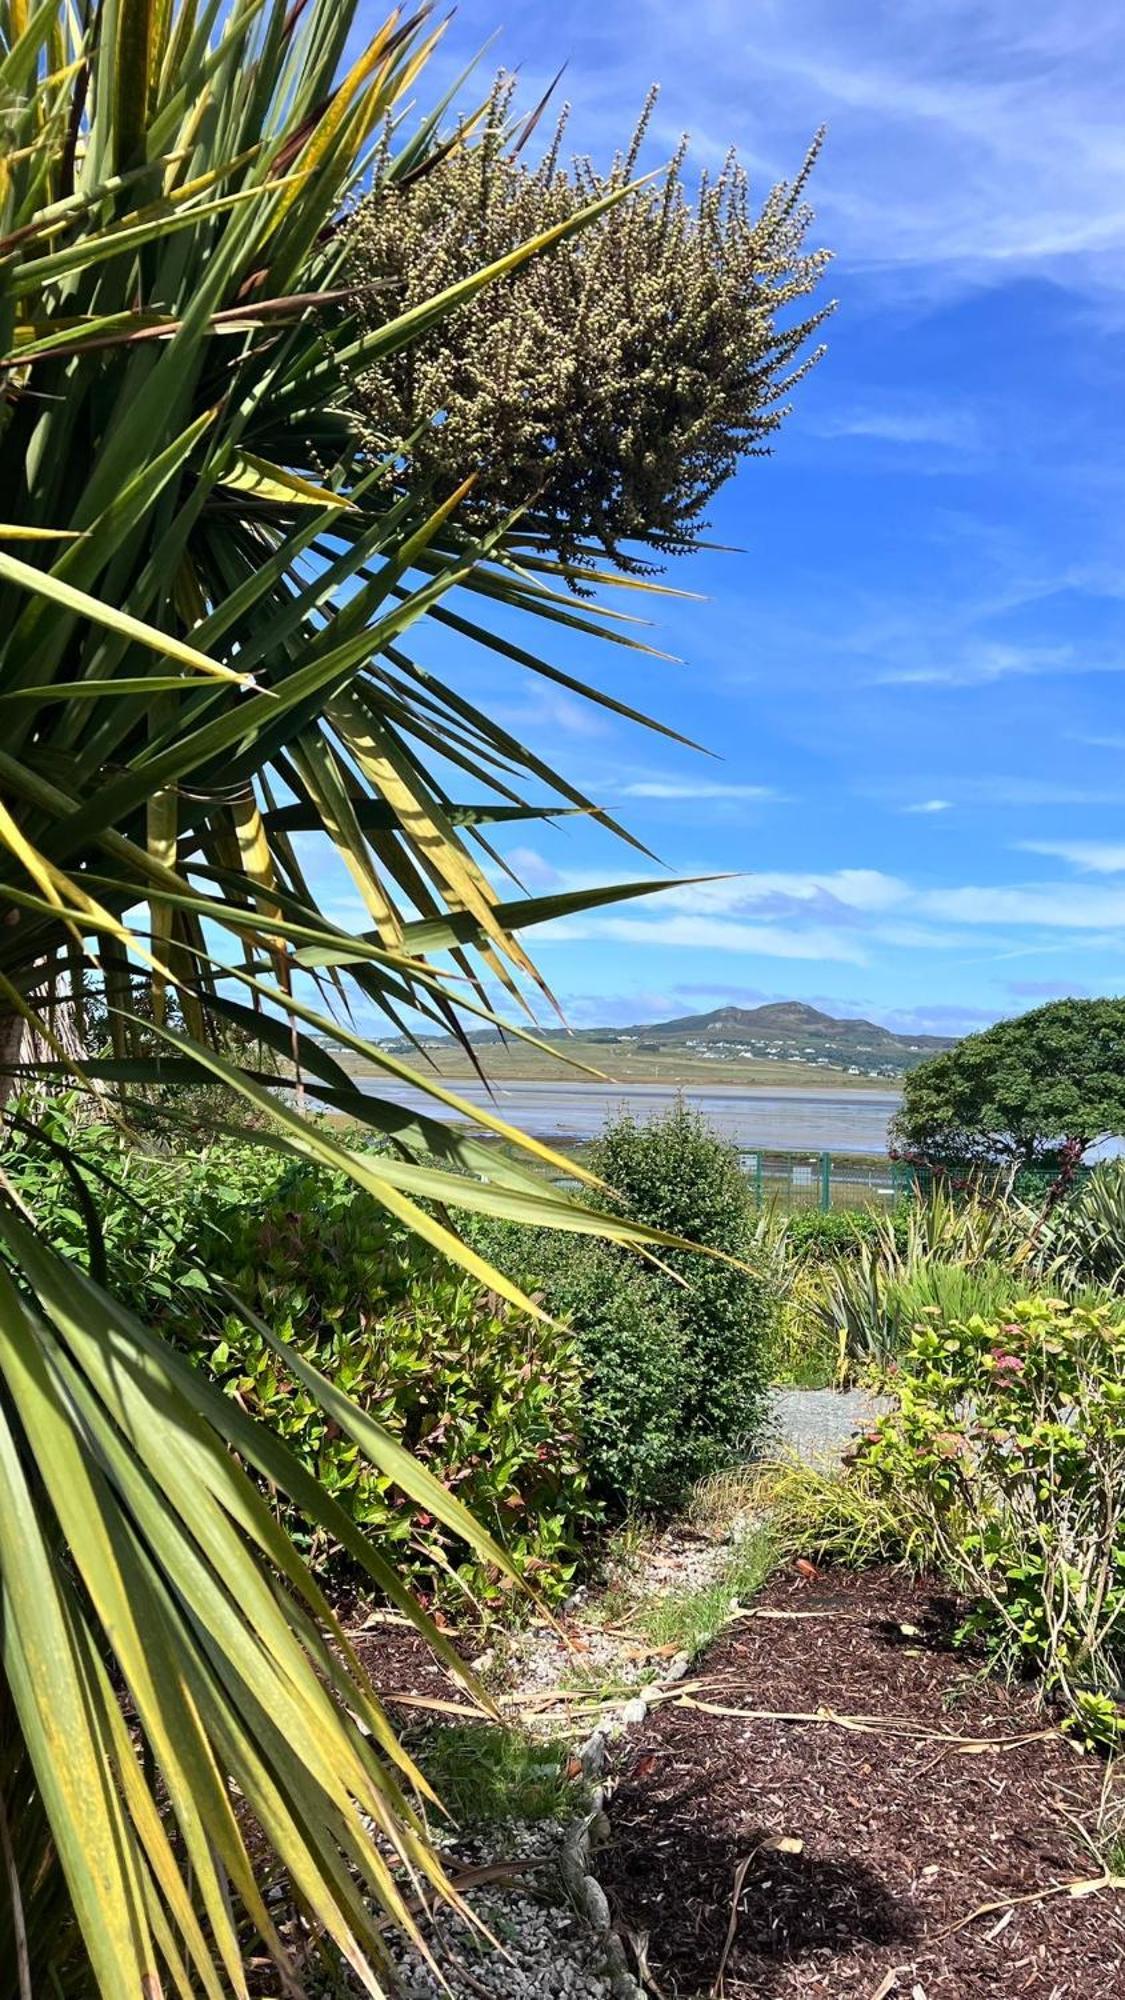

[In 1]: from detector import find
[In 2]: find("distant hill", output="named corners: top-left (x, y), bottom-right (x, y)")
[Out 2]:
top-left (566, 1001), bottom-right (953, 1076)
top-left (622, 1002), bottom-right (950, 1056)
top-left (377, 999), bottom-right (956, 1080)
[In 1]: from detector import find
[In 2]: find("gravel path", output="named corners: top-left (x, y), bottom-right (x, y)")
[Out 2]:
top-left (389, 1822), bottom-right (619, 2000)
top-left (767, 1385), bottom-right (892, 1465)
top-left (384, 1388), bottom-right (895, 1998)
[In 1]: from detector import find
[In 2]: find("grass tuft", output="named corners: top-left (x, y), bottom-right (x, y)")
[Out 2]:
top-left (759, 1457), bottom-right (941, 1572)
top-left (412, 1724), bottom-right (581, 1828)
top-left (636, 1524), bottom-right (778, 1661)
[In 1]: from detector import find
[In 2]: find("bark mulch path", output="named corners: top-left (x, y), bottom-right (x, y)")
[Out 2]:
top-left (599, 1566), bottom-right (1125, 1999)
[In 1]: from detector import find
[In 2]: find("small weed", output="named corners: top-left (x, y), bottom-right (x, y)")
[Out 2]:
top-left (412, 1724), bottom-right (580, 1827)
top-left (558, 1657), bottom-right (636, 1703)
top-left (636, 1526), bottom-right (777, 1662)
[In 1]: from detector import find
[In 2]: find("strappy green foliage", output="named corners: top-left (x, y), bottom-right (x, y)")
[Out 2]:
top-left (0, 2), bottom-right (823, 1991)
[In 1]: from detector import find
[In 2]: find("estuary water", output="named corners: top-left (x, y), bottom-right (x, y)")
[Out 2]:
top-left (353, 1076), bottom-right (902, 1155)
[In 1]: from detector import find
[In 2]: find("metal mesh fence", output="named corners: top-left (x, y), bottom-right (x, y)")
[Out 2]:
top-left (551, 1145), bottom-right (1094, 1214)
top-left (736, 1149), bottom-right (912, 1212)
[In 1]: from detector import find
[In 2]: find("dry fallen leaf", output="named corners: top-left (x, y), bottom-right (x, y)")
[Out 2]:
top-left (762, 1834), bottom-right (804, 1855)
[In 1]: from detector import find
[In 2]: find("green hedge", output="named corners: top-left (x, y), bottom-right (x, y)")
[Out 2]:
top-left (473, 1103), bottom-right (779, 1513)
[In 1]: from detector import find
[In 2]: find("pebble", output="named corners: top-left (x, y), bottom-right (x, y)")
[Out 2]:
top-left (389, 1820), bottom-right (617, 2000)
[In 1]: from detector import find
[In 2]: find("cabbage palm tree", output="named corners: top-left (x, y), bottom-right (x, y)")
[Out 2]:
top-left (0, 3), bottom-right (714, 1991)
top-left (0, 3), bottom-right (823, 1991)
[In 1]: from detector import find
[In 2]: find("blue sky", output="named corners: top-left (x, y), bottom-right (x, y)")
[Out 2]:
top-left (351, 0), bottom-right (1125, 1038)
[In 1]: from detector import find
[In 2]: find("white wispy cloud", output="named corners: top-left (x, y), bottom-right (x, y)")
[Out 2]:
top-left (903, 799), bottom-right (953, 815)
top-left (548, 913), bottom-right (871, 963)
top-left (875, 642), bottom-right (1124, 688)
top-left (1016, 839), bottom-right (1125, 874)
top-left (880, 777), bottom-right (1125, 810)
top-left (508, 849), bottom-right (1125, 966)
top-left (619, 780), bottom-right (779, 801)
top-left (918, 882), bottom-right (1125, 928)
top-left (809, 404), bottom-right (980, 450)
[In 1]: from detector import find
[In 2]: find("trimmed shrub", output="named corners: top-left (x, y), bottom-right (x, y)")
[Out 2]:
top-left (783, 1206), bottom-right (889, 1260)
top-left (517, 1232), bottom-right (694, 1513)
top-left (469, 1104), bottom-right (778, 1513)
top-left (589, 1103), bottom-right (776, 1466)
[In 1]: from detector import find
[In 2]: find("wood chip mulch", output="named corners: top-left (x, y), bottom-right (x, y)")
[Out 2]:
top-left (599, 1566), bottom-right (1125, 1999)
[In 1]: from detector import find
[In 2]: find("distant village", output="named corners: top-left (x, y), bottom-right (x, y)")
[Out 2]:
top-left (597, 1033), bottom-right (908, 1079)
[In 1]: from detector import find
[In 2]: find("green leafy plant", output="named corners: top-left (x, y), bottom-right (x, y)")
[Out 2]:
top-left (859, 1298), bottom-right (1125, 1736)
top-left (883, 1258), bottom-right (1020, 1339)
top-left (195, 1166), bottom-right (595, 1609)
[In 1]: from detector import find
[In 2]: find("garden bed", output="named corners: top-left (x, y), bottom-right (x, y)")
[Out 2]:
top-left (600, 1565), bottom-right (1124, 1998)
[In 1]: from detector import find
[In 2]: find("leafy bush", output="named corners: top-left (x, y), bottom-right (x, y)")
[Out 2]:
top-left (471, 1105), bottom-right (778, 1512)
top-left (783, 1206), bottom-right (890, 1260)
top-left (860, 1298), bottom-right (1125, 1737)
top-left (8, 1118), bottom-right (593, 1609)
top-left (525, 1234), bottom-right (694, 1512)
top-left (590, 1103), bottom-right (777, 1464)
top-left (190, 1166), bottom-right (594, 1609)
top-left (2, 1100), bottom-right (272, 1306)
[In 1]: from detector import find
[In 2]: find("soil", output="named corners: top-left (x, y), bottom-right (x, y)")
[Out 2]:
top-left (347, 1610), bottom-right (483, 1717)
top-left (599, 1565), bottom-right (1125, 1999)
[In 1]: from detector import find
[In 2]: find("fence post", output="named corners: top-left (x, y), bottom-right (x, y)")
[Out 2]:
top-left (819, 1151), bottom-right (831, 1211)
